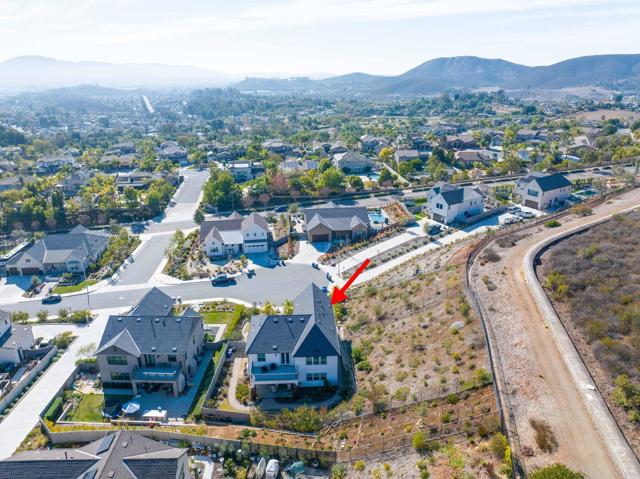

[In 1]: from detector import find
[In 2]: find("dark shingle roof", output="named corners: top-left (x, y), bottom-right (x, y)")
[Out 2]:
top-left (531, 173), bottom-right (572, 192)
top-left (304, 204), bottom-right (370, 232)
top-left (439, 186), bottom-right (483, 206)
top-left (0, 450), bottom-right (98, 479)
top-left (129, 287), bottom-right (175, 317)
top-left (247, 284), bottom-right (340, 357)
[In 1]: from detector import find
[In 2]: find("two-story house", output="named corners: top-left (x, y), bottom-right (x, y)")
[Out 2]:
top-left (96, 288), bottom-right (205, 397)
top-left (332, 151), bottom-right (375, 173)
top-left (427, 183), bottom-right (484, 225)
top-left (514, 172), bottom-right (572, 210)
top-left (303, 202), bottom-right (371, 243)
top-left (246, 283), bottom-right (341, 398)
top-left (200, 212), bottom-right (270, 258)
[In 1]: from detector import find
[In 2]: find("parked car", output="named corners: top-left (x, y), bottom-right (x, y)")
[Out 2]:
top-left (212, 273), bottom-right (231, 285)
top-left (42, 294), bottom-right (62, 304)
top-left (326, 272), bottom-right (332, 282)
top-left (516, 210), bottom-right (535, 219)
top-left (266, 459), bottom-right (280, 479)
top-left (273, 205), bottom-right (287, 213)
top-left (507, 205), bottom-right (521, 213)
top-left (428, 224), bottom-right (442, 236)
top-left (226, 346), bottom-right (236, 358)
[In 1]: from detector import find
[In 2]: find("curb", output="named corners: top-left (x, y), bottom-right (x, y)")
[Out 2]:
top-left (523, 202), bottom-right (640, 479)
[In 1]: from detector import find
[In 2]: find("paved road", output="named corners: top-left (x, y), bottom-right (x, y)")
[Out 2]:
top-left (1, 263), bottom-right (330, 316)
top-left (470, 188), bottom-right (640, 478)
top-left (115, 234), bottom-right (172, 285)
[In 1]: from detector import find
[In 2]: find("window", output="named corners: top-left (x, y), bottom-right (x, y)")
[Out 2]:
top-left (107, 355), bottom-right (128, 365)
top-left (110, 372), bottom-right (130, 381)
top-left (306, 372), bottom-right (328, 381)
top-left (306, 356), bottom-right (327, 365)
top-left (168, 355), bottom-right (177, 362)
top-left (527, 189), bottom-right (539, 197)
top-left (257, 353), bottom-right (266, 362)
top-left (435, 202), bottom-right (444, 210)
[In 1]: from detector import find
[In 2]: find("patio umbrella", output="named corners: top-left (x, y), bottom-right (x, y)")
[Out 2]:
top-left (122, 402), bottom-right (141, 415)
top-left (142, 409), bottom-right (166, 420)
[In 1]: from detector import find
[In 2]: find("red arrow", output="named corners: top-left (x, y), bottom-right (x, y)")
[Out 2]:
top-left (331, 258), bottom-right (371, 305)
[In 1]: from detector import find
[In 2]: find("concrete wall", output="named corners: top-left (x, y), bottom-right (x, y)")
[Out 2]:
top-left (0, 346), bottom-right (58, 414)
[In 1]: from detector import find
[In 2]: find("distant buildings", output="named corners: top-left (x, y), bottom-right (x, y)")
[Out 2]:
top-left (35, 155), bottom-right (75, 174)
top-left (159, 140), bottom-right (188, 162)
top-left (5, 225), bottom-right (112, 276)
top-left (304, 202), bottom-right (371, 243)
top-left (247, 284), bottom-right (341, 398)
top-left (394, 149), bottom-right (420, 163)
top-left (226, 160), bottom-right (265, 182)
top-left (0, 430), bottom-right (191, 479)
top-left (200, 212), bottom-right (270, 258)
top-left (514, 172), bottom-right (572, 210)
top-left (96, 288), bottom-right (205, 397)
top-left (332, 151), bottom-right (375, 173)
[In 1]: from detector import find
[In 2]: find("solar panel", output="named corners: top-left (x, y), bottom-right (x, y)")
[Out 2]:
top-left (96, 433), bottom-right (115, 455)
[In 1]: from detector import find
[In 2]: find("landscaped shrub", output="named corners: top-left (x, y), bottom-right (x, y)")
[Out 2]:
top-left (570, 205), bottom-right (593, 217)
top-left (44, 396), bottom-right (63, 422)
top-left (412, 431), bottom-right (428, 452)
top-left (480, 248), bottom-right (500, 264)
top-left (544, 219), bottom-right (561, 228)
top-left (489, 432), bottom-right (509, 459)
top-left (529, 464), bottom-right (584, 479)
top-left (235, 382), bottom-right (250, 405)
top-left (330, 463), bottom-right (347, 479)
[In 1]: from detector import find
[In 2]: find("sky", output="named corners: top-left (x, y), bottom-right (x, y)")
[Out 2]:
top-left (0, 0), bottom-right (639, 77)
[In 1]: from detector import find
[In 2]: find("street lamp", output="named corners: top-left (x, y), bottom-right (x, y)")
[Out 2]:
top-left (82, 266), bottom-right (91, 309)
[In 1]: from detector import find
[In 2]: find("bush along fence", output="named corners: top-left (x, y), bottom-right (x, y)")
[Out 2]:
top-left (39, 418), bottom-right (337, 465)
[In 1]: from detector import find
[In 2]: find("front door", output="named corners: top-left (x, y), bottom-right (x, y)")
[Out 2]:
top-left (144, 354), bottom-right (156, 366)
top-left (281, 352), bottom-right (290, 364)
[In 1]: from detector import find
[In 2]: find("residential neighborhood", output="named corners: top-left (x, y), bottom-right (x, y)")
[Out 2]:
top-left (0, 4), bottom-right (639, 478)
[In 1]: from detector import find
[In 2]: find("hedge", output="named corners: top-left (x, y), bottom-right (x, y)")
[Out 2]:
top-left (44, 396), bottom-right (63, 422)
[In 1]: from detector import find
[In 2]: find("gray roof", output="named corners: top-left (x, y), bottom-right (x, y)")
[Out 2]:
top-left (129, 287), bottom-right (175, 317)
top-left (522, 172), bottom-right (572, 192)
top-left (246, 284), bottom-right (340, 357)
top-left (97, 288), bottom-right (201, 356)
top-left (200, 212), bottom-right (268, 245)
top-left (0, 322), bottom-right (32, 350)
top-left (6, 225), bottom-right (112, 267)
top-left (304, 203), bottom-right (370, 233)
top-left (439, 186), bottom-right (483, 206)
top-left (0, 430), bottom-right (187, 479)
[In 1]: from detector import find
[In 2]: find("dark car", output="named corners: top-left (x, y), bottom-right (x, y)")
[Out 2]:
top-left (428, 224), bottom-right (442, 236)
top-left (274, 205), bottom-right (288, 213)
top-left (42, 294), bottom-right (62, 304)
top-left (212, 273), bottom-right (233, 285)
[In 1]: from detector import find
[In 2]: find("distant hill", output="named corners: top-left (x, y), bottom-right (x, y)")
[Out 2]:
top-left (234, 54), bottom-right (640, 95)
top-left (0, 56), bottom-right (235, 90)
top-left (506, 54), bottom-right (640, 90)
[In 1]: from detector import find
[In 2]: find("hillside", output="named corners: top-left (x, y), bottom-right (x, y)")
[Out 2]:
top-left (234, 54), bottom-right (640, 95)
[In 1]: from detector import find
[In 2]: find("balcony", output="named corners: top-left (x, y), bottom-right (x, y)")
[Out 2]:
top-left (132, 367), bottom-right (180, 382)
top-left (251, 364), bottom-right (298, 384)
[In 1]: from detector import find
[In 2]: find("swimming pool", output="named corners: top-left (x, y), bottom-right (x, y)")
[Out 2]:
top-left (369, 212), bottom-right (387, 225)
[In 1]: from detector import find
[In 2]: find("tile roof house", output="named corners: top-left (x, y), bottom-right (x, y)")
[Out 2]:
top-left (0, 430), bottom-right (191, 479)
top-left (0, 309), bottom-right (34, 365)
top-left (394, 149), bottom-right (420, 163)
top-left (427, 183), bottom-right (485, 225)
top-left (35, 155), bottom-right (75, 174)
top-left (246, 283), bottom-right (341, 398)
top-left (454, 149), bottom-right (496, 166)
top-left (159, 141), bottom-right (187, 162)
top-left (303, 202), bottom-right (371, 243)
top-left (5, 226), bottom-right (112, 276)
top-left (514, 172), bottom-right (572, 211)
top-left (96, 288), bottom-right (204, 396)
top-left (200, 212), bottom-right (270, 258)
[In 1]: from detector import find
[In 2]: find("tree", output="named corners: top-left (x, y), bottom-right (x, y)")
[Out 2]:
top-left (378, 168), bottom-right (394, 186)
top-left (78, 342), bottom-right (97, 359)
top-left (378, 147), bottom-right (394, 164)
top-left (319, 167), bottom-right (344, 191)
top-left (193, 209), bottom-right (204, 224)
top-left (36, 310), bottom-right (48, 322)
top-left (282, 299), bottom-right (294, 315)
top-left (203, 169), bottom-right (242, 211)
top-left (347, 175), bottom-right (364, 191)
top-left (123, 187), bottom-right (139, 209)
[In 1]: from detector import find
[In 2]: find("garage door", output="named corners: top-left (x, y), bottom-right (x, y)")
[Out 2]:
top-left (20, 267), bottom-right (42, 275)
top-left (244, 243), bottom-right (267, 252)
top-left (311, 234), bottom-right (329, 242)
top-left (524, 199), bottom-right (539, 209)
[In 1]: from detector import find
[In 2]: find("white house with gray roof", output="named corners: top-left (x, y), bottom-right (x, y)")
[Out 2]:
top-left (0, 430), bottom-right (191, 479)
top-left (514, 172), bottom-right (572, 210)
top-left (200, 211), bottom-right (270, 258)
top-left (96, 288), bottom-right (204, 397)
top-left (0, 310), bottom-right (34, 365)
top-left (246, 284), bottom-right (341, 398)
top-left (303, 202), bottom-right (371, 243)
top-left (5, 225), bottom-right (112, 276)
top-left (427, 183), bottom-right (484, 225)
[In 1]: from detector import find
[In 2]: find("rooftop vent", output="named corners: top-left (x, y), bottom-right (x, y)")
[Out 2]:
top-left (136, 318), bottom-right (141, 322)
top-left (155, 318), bottom-right (160, 323)
top-left (117, 317), bottom-right (122, 322)
top-left (287, 317), bottom-right (293, 323)
top-left (272, 345), bottom-right (277, 350)
top-left (121, 441), bottom-right (128, 448)
top-left (172, 347), bottom-right (177, 352)
top-left (273, 318), bottom-right (278, 323)
top-left (151, 346), bottom-right (156, 352)
top-left (176, 318), bottom-right (181, 323)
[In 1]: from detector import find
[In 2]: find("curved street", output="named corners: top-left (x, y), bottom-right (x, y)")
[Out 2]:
top-left (469, 188), bottom-right (640, 478)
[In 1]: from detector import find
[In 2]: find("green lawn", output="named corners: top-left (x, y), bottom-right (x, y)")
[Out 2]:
top-left (201, 310), bottom-right (235, 324)
top-left (67, 393), bottom-right (104, 422)
top-left (53, 279), bottom-right (99, 294)
top-left (414, 212), bottom-right (426, 220)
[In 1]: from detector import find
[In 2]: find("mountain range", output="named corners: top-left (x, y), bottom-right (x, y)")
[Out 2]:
top-left (0, 54), bottom-right (639, 95)
top-left (235, 54), bottom-right (640, 95)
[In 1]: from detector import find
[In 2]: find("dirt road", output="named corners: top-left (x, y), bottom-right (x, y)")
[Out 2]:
top-left (469, 188), bottom-right (640, 478)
